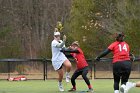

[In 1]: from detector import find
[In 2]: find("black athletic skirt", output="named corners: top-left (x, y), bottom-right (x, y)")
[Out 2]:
top-left (113, 60), bottom-right (132, 77)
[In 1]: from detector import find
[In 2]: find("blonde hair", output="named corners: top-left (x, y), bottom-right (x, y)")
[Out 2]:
top-left (72, 41), bottom-right (79, 46)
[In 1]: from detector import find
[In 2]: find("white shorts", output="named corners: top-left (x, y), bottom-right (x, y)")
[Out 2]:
top-left (52, 59), bottom-right (67, 71)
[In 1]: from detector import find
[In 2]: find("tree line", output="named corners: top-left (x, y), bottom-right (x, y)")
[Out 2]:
top-left (0, 0), bottom-right (139, 59)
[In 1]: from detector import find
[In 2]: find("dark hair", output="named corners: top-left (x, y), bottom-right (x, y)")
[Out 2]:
top-left (115, 32), bottom-right (125, 42)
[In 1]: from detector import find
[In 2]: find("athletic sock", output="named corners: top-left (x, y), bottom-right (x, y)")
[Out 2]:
top-left (58, 81), bottom-right (64, 91)
top-left (58, 81), bottom-right (62, 85)
top-left (66, 72), bottom-right (70, 76)
top-left (66, 72), bottom-right (70, 83)
top-left (114, 90), bottom-right (119, 93)
top-left (133, 83), bottom-right (136, 87)
top-left (88, 85), bottom-right (92, 89)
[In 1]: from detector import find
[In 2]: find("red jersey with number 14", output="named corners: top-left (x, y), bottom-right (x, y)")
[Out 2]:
top-left (108, 41), bottom-right (130, 63)
top-left (71, 48), bottom-right (88, 69)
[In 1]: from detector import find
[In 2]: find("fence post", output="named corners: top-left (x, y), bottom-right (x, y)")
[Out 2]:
top-left (89, 60), bottom-right (93, 79)
top-left (8, 61), bottom-right (10, 79)
top-left (93, 61), bottom-right (96, 79)
top-left (90, 60), bottom-right (93, 79)
top-left (87, 59), bottom-right (93, 79)
top-left (45, 59), bottom-right (48, 80)
top-left (43, 60), bottom-right (46, 81)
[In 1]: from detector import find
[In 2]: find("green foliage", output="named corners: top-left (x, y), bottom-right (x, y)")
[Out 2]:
top-left (126, 19), bottom-right (140, 54)
top-left (0, 26), bottom-right (22, 58)
top-left (66, 0), bottom-right (112, 58)
top-left (109, 0), bottom-right (140, 54)
top-left (65, 0), bottom-right (140, 58)
top-left (0, 0), bottom-right (139, 58)
top-left (15, 65), bottom-right (31, 75)
top-left (0, 26), bottom-right (11, 38)
top-left (0, 62), bottom-right (8, 73)
top-left (16, 65), bottom-right (26, 75)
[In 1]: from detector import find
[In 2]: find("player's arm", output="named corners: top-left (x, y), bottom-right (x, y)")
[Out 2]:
top-left (56, 35), bottom-right (66, 48)
top-left (61, 47), bottom-right (80, 53)
top-left (95, 42), bottom-right (115, 61)
top-left (56, 42), bottom-right (65, 48)
top-left (95, 48), bottom-right (111, 61)
top-left (129, 53), bottom-right (135, 61)
top-left (129, 53), bottom-right (134, 56)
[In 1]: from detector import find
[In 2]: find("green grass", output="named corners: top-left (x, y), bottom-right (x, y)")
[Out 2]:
top-left (0, 80), bottom-right (139, 93)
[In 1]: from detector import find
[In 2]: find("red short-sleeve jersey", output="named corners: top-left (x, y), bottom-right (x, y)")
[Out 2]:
top-left (108, 41), bottom-right (130, 63)
top-left (71, 48), bottom-right (88, 69)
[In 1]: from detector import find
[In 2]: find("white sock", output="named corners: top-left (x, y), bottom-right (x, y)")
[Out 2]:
top-left (66, 72), bottom-right (70, 76)
top-left (58, 81), bottom-right (62, 85)
top-left (114, 90), bottom-right (119, 93)
top-left (133, 83), bottom-right (136, 87)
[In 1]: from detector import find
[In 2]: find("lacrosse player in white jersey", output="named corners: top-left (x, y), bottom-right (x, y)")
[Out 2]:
top-left (51, 31), bottom-right (71, 92)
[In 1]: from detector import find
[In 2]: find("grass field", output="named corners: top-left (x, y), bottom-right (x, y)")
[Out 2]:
top-left (0, 79), bottom-right (139, 93)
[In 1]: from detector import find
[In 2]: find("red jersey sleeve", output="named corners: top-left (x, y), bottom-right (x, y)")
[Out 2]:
top-left (108, 42), bottom-right (119, 51)
top-left (77, 48), bottom-right (82, 53)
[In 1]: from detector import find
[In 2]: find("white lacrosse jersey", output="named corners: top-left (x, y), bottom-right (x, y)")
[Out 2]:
top-left (51, 39), bottom-right (67, 70)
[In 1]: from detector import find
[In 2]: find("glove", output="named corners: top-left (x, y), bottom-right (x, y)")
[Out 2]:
top-left (131, 53), bottom-right (135, 62)
top-left (95, 57), bottom-right (100, 61)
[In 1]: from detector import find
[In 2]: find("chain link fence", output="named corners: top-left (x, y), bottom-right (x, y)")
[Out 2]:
top-left (94, 61), bottom-right (140, 79)
top-left (0, 59), bottom-right (93, 80)
top-left (0, 59), bottom-right (139, 80)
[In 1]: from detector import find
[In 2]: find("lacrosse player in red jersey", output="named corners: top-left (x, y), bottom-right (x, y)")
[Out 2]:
top-left (61, 41), bottom-right (93, 92)
top-left (95, 32), bottom-right (132, 93)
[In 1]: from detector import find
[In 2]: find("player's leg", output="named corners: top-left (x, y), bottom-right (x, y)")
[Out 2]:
top-left (81, 67), bottom-right (93, 92)
top-left (125, 81), bottom-right (140, 92)
top-left (121, 61), bottom-right (131, 85)
top-left (63, 59), bottom-right (71, 72)
top-left (121, 61), bottom-right (131, 93)
top-left (113, 73), bottom-right (120, 93)
top-left (63, 59), bottom-right (71, 82)
top-left (57, 66), bottom-right (64, 91)
top-left (136, 81), bottom-right (140, 87)
top-left (125, 82), bottom-right (136, 92)
top-left (68, 70), bottom-right (81, 91)
top-left (113, 63), bottom-right (121, 93)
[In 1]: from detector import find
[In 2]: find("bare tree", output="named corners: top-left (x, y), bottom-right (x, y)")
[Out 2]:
top-left (0, 0), bottom-right (72, 58)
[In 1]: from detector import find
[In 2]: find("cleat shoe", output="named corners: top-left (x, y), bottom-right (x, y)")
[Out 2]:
top-left (120, 84), bottom-right (125, 93)
top-left (124, 82), bottom-right (135, 93)
top-left (58, 82), bottom-right (64, 92)
top-left (114, 90), bottom-right (119, 93)
top-left (87, 88), bottom-right (94, 93)
top-left (68, 88), bottom-right (76, 92)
